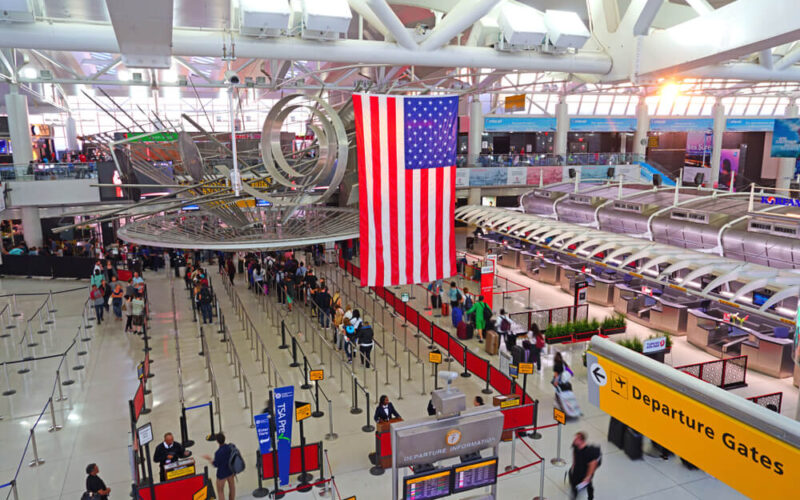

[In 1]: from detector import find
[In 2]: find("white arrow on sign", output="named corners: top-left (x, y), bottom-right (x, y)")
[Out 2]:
top-left (589, 363), bottom-right (607, 387)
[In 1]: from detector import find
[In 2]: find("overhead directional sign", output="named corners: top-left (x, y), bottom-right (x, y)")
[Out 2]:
top-left (586, 338), bottom-right (800, 499)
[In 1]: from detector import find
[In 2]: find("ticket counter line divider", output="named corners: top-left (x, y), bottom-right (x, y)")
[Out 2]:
top-left (217, 273), bottom-right (341, 440)
top-left (0, 330), bottom-right (81, 499)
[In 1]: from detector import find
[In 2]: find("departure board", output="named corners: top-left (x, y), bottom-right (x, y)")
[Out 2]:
top-left (452, 457), bottom-right (498, 492)
top-left (403, 469), bottom-right (452, 500)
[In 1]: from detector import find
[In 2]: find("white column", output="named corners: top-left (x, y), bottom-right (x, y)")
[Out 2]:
top-left (554, 98), bottom-right (568, 164)
top-left (65, 113), bottom-right (79, 151)
top-left (21, 206), bottom-right (43, 248)
top-left (4, 86), bottom-right (33, 176)
top-left (467, 97), bottom-right (483, 166)
top-left (710, 100), bottom-right (725, 188)
top-left (619, 133), bottom-right (627, 154)
top-left (632, 101), bottom-right (648, 157)
top-left (467, 187), bottom-right (481, 206)
top-left (777, 101), bottom-right (799, 191)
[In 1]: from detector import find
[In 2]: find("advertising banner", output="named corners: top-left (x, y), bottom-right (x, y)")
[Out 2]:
top-left (468, 168), bottom-right (508, 187)
top-left (726, 118), bottom-right (775, 132)
top-left (586, 351), bottom-right (800, 499)
top-left (526, 166), bottom-right (563, 186)
top-left (771, 118), bottom-right (800, 158)
top-left (483, 116), bottom-right (556, 132)
top-left (274, 386), bottom-right (295, 486)
top-left (254, 413), bottom-right (272, 456)
top-left (569, 117), bottom-right (636, 132)
top-left (650, 118), bottom-right (713, 132)
top-left (719, 149), bottom-right (740, 190)
top-left (455, 168), bottom-right (470, 188)
top-left (506, 167), bottom-right (527, 185)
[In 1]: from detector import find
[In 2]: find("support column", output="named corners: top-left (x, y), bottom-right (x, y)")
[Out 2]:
top-left (4, 86), bottom-right (33, 177)
top-left (619, 133), bottom-right (627, 154)
top-left (554, 98), bottom-right (568, 164)
top-left (21, 206), bottom-right (43, 249)
top-left (777, 101), bottom-right (798, 191)
top-left (467, 188), bottom-right (481, 206)
top-left (710, 99), bottom-right (725, 188)
top-left (467, 98), bottom-right (483, 166)
top-left (632, 101), bottom-right (648, 157)
top-left (65, 113), bottom-right (79, 151)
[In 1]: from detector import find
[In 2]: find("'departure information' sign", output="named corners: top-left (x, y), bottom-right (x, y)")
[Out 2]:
top-left (587, 352), bottom-right (799, 498)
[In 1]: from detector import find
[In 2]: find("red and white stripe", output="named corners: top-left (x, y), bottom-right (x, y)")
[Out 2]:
top-left (352, 93), bottom-right (456, 287)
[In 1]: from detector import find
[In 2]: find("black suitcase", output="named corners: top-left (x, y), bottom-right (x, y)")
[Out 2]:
top-left (623, 428), bottom-right (643, 460)
top-left (607, 417), bottom-right (626, 450)
top-left (465, 323), bottom-right (474, 340)
top-left (510, 345), bottom-right (526, 366)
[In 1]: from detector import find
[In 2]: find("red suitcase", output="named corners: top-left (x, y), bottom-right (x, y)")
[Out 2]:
top-left (441, 302), bottom-right (449, 316)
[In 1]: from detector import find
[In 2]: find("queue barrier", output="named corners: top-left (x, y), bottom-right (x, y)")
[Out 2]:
top-left (747, 392), bottom-right (782, 413)
top-left (261, 441), bottom-right (323, 480)
top-left (134, 470), bottom-right (208, 500)
top-left (338, 256), bottom-right (538, 413)
top-left (676, 355), bottom-right (748, 390)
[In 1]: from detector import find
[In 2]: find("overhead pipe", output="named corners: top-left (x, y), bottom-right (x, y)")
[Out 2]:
top-left (0, 21), bottom-right (612, 73)
top-left (348, 0), bottom-right (394, 41)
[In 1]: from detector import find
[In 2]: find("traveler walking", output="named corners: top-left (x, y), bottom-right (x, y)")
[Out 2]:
top-left (568, 431), bottom-right (601, 499)
top-left (90, 285), bottom-right (105, 324)
top-left (111, 284), bottom-right (125, 320)
top-left (357, 320), bottom-right (374, 368)
top-left (198, 283), bottom-right (213, 324)
top-left (202, 433), bottom-right (239, 500)
top-left (465, 296), bottom-right (490, 343)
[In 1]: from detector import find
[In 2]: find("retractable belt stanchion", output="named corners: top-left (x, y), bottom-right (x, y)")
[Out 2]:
top-left (253, 451), bottom-right (269, 498)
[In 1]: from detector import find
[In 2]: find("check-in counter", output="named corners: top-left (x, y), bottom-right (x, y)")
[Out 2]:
top-left (586, 272), bottom-right (621, 307)
top-left (537, 256), bottom-right (562, 285)
top-left (559, 265), bottom-right (584, 293)
top-left (502, 245), bottom-right (523, 270)
top-left (687, 308), bottom-right (794, 378)
top-left (519, 251), bottom-right (537, 276)
top-left (613, 283), bottom-right (701, 335)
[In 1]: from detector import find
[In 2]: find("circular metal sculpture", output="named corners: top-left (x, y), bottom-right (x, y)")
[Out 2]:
top-left (117, 206), bottom-right (358, 250)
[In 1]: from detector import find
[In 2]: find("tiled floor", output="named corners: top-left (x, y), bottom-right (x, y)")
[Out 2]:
top-left (2, 241), bottom-right (789, 499)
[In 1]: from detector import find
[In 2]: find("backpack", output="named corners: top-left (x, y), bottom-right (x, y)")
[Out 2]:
top-left (228, 443), bottom-right (246, 474)
top-left (535, 334), bottom-right (545, 350)
top-left (464, 295), bottom-right (473, 311)
top-left (500, 317), bottom-right (511, 332)
top-left (482, 305), bottom-right (493, 325)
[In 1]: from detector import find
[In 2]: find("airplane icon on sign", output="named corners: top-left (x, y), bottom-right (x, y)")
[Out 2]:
top-left (611, 372), bottom-right (628, 399)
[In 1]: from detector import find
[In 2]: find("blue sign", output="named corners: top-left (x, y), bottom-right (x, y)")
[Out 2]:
top-left (484, 116), bottom-right (556, 132)
top-left (726, 118), bottom-right (775, 132)
top-left (569, 117), bottom-right (636, 132)
top-left (649, 118), bottom-right (713, 132)
top-left (509, 364), bottom-right (518, 378)
top-left (254, 413), bottom-right (272, 456)
top-left (760, 195), bottom-right (800, 207)
top-left (274, 386), bottom-right (294, 486)
top-left (771, 118), bottom-right (800, 158)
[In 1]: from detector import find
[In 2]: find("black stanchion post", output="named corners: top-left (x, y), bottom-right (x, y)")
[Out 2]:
top-left (206, 401), bottom-right (216, 441)
top-left (312, 381), bottom-right (324, 418)
top-left (297, 418), bottom-right (312, 489)
top-left (181, 405), bottom-right (195, 448)
top-left (529, 399), bottom-right (542, 439)
top-left (370, 431), bottom-right (385, 476)
top-left (301, 356), bottom-right (311, 390)
top-left (350, 378), bottom-right (362, 415)
top-left (279, 321), bottom-right (288, 349)
top-left (362, 392), bottom-right (374, 432)
top-left (461, 349), bottom-right (470, 378)
top-left (253, 451), bottom-right (268, 497)
top-left (290, 337), bottom-right (300, 368)
top-left (482, 363), bottom-right (492, 395)
top-left (142, 330), bottom-right (151, 353)
top-left (144, 442), bottom-right (154, 487)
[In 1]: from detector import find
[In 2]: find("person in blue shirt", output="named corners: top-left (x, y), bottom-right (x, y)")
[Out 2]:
top-left (203, 433), bottom-right (235, 500)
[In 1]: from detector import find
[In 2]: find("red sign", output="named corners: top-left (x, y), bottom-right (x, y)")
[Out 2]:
top-left (480, 263), bottom-right (494, 310)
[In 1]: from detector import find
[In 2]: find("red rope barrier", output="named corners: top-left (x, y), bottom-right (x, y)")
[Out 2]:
top-left (518, 433), bottom-right (544, 461)
top-left (497, 458), bottom-right (543, 477)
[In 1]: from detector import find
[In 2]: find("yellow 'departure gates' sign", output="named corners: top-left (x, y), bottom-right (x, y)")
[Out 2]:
top-left (590, 352), bottom-right (799, 498)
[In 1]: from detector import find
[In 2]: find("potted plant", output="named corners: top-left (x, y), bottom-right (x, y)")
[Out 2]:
top-left (573, 318), bottom-right (601, 341)
top-left (545, 322), bottom-right (573, 344)
top-left (617, 337), bottom-right (644, 353)
top-left (601, 314), bottom-right (627, 336)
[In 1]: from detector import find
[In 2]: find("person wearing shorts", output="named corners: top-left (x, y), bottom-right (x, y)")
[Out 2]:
top-left (130, 292), bottom-right (146, 335)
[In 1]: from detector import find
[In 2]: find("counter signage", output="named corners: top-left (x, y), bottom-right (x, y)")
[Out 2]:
top-left (296, 403), bottom-right (312, 422)
top-left (254, 413), bottom-right (272, 456)
top-left (274, 385), bottom-right (295, 486)
top-left (508, 364), bottom-right (518, 379)
top-left (553, 408), bottom-right (566, 425)
top-left (642, 337), bottom-right (667, 354)
top-left (429, 351), bottom-right (443, 364)
top-left (137, 423), bottom-right (153, 446)
top-left (586, 351), bottom-right (800, 498)
top-left (518, 362), bottom-right (534, 375)
top-left (499, 399), bottom-right (520, 409)
top-left (309, 369), bottom-right (324, 381)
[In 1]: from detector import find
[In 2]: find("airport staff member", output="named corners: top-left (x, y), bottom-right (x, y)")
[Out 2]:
top-left (153, 432), bottom-right (189, 481)
top-left (374, 395), bottom-right (401, 423)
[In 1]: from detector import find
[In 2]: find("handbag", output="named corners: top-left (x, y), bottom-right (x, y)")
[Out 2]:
top-left (107, 297), bottom-right (112, 306)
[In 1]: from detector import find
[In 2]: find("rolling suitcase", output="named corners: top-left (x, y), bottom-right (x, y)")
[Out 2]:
top-left (451, 306), bottom-right (463, 328)
top-left (510, 345), bottom-right (526, 366)
top-left (465, 323), bottom-right (474, 340)
top-left (457, 321), bottom-right (468, 340)
top-left (484, 330), bottom-right (499, 355)
top-left (623, 428), bottom-right (643, 460)
top-left (608, 417), bottom-right (626, 450)
top-left (441, 302), bottom-right (449, 316)
top-left (554, 387), bottom-right (581, 418)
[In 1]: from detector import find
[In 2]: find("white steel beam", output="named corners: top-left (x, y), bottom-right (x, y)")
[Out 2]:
top-left (419, 0), bottom-right (501, 51)
top-left (685, 0), bottom-right (713, 15)
top-left (775, 42), bottom-right (800, 70)
top-left (684, 62), bottom-right (800, 82)
top-left (0, 21), bottom-right (612, 74)
top-left (635, 0), bottom-right (800, 77)
top-left (348, 0), bottom-right (394, 41)
top-left (366, 0), bottom-right (419, 50)
top-left (632, 0), bottom-right (663, 36)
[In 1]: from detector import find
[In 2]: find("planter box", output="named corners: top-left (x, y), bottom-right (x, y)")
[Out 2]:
top-left (545, 334), bottom-right (573, 345)
top-left (573, 329), bottom-right (600, 341)
top-left (601, 326), bottom-right (627, 336)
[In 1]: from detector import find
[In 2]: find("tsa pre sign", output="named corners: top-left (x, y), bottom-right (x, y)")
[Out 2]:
top-left (274, 386), bottom-right (295, 486)
top-left (589, 353), bottom-right (799, 498)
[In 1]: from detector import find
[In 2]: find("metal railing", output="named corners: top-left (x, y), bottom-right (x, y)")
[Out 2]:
top-left (0, 162), bottom-right (97, 181)
top-left (457, 152), bottom-right (645, 168)
top-left (676, 355), bottom-right (748, 390)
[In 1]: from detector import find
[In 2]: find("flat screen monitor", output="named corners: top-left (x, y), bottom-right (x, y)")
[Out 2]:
top-left (752, 291), bottom-right (775, 309)
top-left (402, 469), bottom-right (451, 500)
top-left (452, 457), bottom-right (498, 493)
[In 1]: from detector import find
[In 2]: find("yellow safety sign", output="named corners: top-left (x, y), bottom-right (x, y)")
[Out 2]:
top-left (518, 362), bottom-right (534, 375)
top-left (590, 352), bottom-right (799, 498)
top-left (296, 403), bottom-right (312, 422)
top-left (310, 369), bottom-right (324, 381)
top-left (553, 408), bottom-right (566, 425)
top-left (429, 351), bottom-right (442, 364)
top-left (192, 486), bottom-right (208, 500)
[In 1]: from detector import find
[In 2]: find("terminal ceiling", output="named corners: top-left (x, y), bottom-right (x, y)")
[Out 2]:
top-left (2, 0), bottom-right (800, 116)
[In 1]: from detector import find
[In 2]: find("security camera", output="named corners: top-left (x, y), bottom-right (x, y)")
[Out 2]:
top-left (225, 71), bottom-right (240, 85)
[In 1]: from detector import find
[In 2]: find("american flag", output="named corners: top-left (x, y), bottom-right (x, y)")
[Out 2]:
top-left (352, 93), bottom-right (458, 287)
